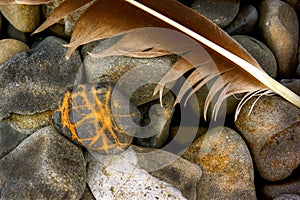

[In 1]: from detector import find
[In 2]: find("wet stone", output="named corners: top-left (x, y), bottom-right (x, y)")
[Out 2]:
top-left (133, 146), bottom-right (202, 200)
top-left (225, 5), bottom-right (258, 35)
top-left (86, 147), bottom-right (186, 199)
top-left (235, 96), bottom-right (300, 181)
top-left (0, 121), bottom-right (28, 159)
top-left (182, 126), bottom-right (256, 200)
top-left (0, 36), bottom-right (82, 120)
top-left (82, 37), bottom-right (177, 106)
top-left (191, 0), bottom-right (240, 28)
top-left (233, 35), bottom-right (277, 78)
top-left (0, 4), bottom-right (40, 32)
top-left (258, 0), bottom-right (299, 78)
top-left (133, 92), bottom-right (175, 148)
top-left (0, 126), bottom-right (86, 199)
top-left (0, 39), bottom-right (29, 65)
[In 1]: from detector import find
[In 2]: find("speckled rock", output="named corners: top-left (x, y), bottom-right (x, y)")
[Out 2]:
top-left (0, 39), bottom-right (29, 64)
top-left (235, 96), bottom-right (300, 181)
top-left (82, 37), bottom-right (177, 106)
top-left (182, 126), bottom-right (256, 200)
top-left (3, 111), bottom-right (53, 134)
top-left (233, 35), bottom-right (277, 78)
top-left (133, 146), bottom-right (202, 200)
top-left (0, 4), bottom-right (40, 32)
top-left (0, 126), bottom-right (86, 199)
top-left (258, 0), bottom-right (299, 77)
top-left (0, 121), bottom-right (28, 159)
top-left (80, 185), bottom-right (96, 200)
top-left (274, 194), bottom-right (300, 200)
top-left (43, 0), bottom-right (93, 37)
top-left (191, 0), bottom-right (240, 28)
top-left (86, 147), bottom-right (187, 199)
top-left (283, 0), bottom-right (300, 10)
top-left (0, 36), bottom-right (82, 120)
top-left (262, 173), bottom-right (300, 199)
top-left (134, 92), bottom-right (175, 148)
top-left (225, 5), bottom-right (258, 35)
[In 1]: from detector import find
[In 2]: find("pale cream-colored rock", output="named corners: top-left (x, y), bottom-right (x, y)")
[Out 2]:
top-left (0, 39), bottom-right (29, 64)
top-left (0, 4), bottom-right (40, 32)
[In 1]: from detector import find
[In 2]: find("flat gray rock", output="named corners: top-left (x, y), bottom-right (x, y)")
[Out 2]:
top-left (0, 126), bottom-right (86, 199)
top-left (0, 36), bottom-right (82, 120)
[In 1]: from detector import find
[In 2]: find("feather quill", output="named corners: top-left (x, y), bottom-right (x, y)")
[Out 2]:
top-left (2, 0), bottom-right (299, 119)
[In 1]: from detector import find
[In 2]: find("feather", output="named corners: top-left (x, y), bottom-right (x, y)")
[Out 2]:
top-left (2, 0), bottom-right (300, 119)
top-left (0, 0), bottom-right (51, 4)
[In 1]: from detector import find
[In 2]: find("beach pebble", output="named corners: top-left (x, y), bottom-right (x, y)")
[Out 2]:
top-left (0, 39), bottom-right (29, 65)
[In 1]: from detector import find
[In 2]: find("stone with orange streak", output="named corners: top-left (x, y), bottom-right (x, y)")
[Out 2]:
top-left (182, 126), bottom-right (256, 200)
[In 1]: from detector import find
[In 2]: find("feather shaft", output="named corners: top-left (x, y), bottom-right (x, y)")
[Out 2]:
top-left (125, 0), bottom-right (300, 108)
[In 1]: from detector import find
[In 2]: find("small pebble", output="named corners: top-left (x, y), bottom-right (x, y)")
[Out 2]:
top-left (233, 35), bottom-right (277, 78)
top-left (182, 126), bottom-right (256, 199)
top-left (235, 96), bottom-right (300, 181)
top-left (0, 4), bottom-right (40, 32)
top-left (0, 126), bottom-right (86, 199)
top-left (191, 0), bottom-right (240, 28)
top-left (0, 39), bottom-right (29, 65)
top-left (258, 0), bottom-right (299, 78)
top-left (225, 5), bottom-right (258, 35)
top-left (7, 23), bottom-right (28, 43)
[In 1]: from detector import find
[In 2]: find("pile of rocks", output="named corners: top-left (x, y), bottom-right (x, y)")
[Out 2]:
top-left (0, 0), bottom-right (299, 199)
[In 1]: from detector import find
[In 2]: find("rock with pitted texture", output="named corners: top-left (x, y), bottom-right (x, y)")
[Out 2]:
top-left (235, 96), bottom-right (300, 181)
top-left (0, 126), bottom-right (86, 199)
top-left (191, 0), bottom-right (240, 28)
top-left (258, 0), bottom-right (299, 78)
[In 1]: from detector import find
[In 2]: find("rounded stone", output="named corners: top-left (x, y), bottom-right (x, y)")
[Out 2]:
top-left (0, 126), bottom-right (86, 199)
top-left (191, 0), bottom-right (240, 28)
top-left (0, 4), bottom-right (40, 32)
top-left (225, 5), bottom-right (259, 35)
top-left (258, 0), bottom-right (299, 78)
top-left (0, 39), bottom-right (29, 64)
top-left (233, 35), bottom-right (277, 78)
top-left (235, 96), bottom-right (300, 181)
top-left (182, 126), bottom-right (256, 199)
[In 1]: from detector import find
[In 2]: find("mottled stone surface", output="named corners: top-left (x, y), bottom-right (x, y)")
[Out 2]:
top-left (0, 4), bottom-right (40, 32)
top-left (79, 184), bottom-right (96, 200)
top-left (0, 121), bottom-right (28, 159)
top-left (191, 0), bottom-right (240, 28)
top-left (274, 194), bottom-right (300, 200)
top-left (0, 39), bottom-right (29, 64)
top-left (3, 111), bottom-right (53, 134)
top-left (235, 96), bottom-right (300, 181)
top-left (259, 0), bottom-right (299, 77)
top-left (226, 5), bottom-right (258, 35)
top-left (170, 126), bottom-right (207, 147)
top-left (0, 126), bottom-right (86, 199)
top-left (0, 36), bottom-right (81, 120)
top-left (134, 92), bottom-right (175, 148)
top-left (183, 127), bottom-right (256, 200)
top-left (134, 146), bottom-right (202, 200)
top-left (233, 35), bottom-right (277, 78)
top-left (86, 147), bottom-right (187, 199)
